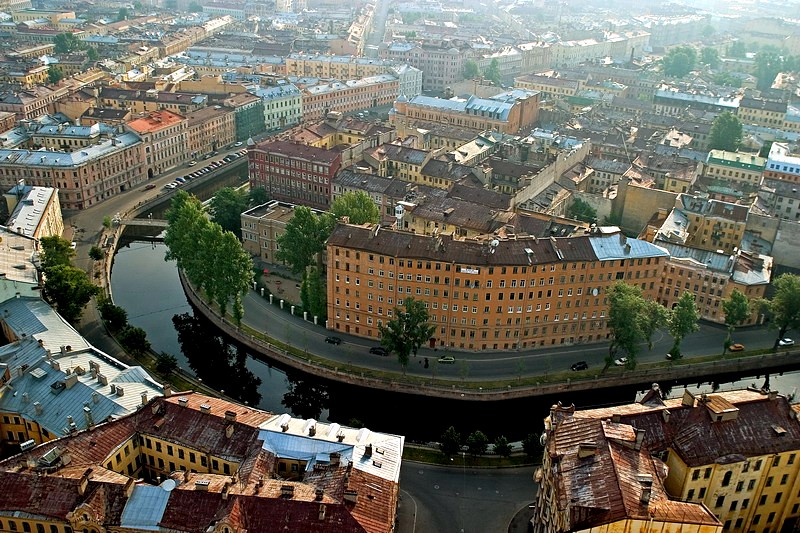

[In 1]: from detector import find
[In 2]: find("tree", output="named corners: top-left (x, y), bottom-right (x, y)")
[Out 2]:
top-left (300, 266), bottom-right (326, 319)
top-left (209, 187), bottom-right (248, 237)
top-left (378, 297), bottom-right (435, 372)
top-left (47, 66), bottom-right (64, 85)
top-left (763, 274), bottom-right (800, 350)
top-left (566, 198), bottom-right (597, 223)
top-left (663, 46), bottom-right (697, 77)
top-left (40, 235), bottom-right (75, 272)
top-left (97, 296), bottom-right (128, 331)
top-left (521, 433), bottom-right (540, 458)
top-left (463, 59), bottom-right (479, 79)
top-left (722, 289), bottom-right (750, 353)
top-left (248, 186), bottom-right (269, 206)
top-left (700, 47), bottom-right (720, 68)
top-left (712, 72), bottom-right (742, 88)
top-left (275, 207), bottom-right (334, 274)
top-left (754, 47), bottom-right (783, 91)
top-left (668, 292), bottom-right (700, 359)
top-left (102, 215), bottom-right (112, 228)
top-left (702, 25), bottom-right (716, 39)
top-left (155, 352), bottom-right (178, 375)
top-left (89, 246), bottom-right (104, 261)
top-left (759, 140), bottom-right (775, 159)
top-left (118, 326), bottom-right (150, 356)
top-left (709, 112), bottom-right (743, 152)
top-left (439, 426), bottom-right (461, 457)
top-left (493, 435), bottom-right (511, 457)
top-left (483, 58), bottom-right (503, 86)
top-left (466, 430), bottom-right (488, 456)
top-left (86, 47), bottom-right (99, 61)
top-left (606, 282), bottom-right (646, 367)
top-left (41, 265), bottom-right (99, 323)
top-left (53, 33), bottom-right (83, 54)
top-left (116, 7), bottom-right (128, 21)
top-left (729, 41), bottom-right (746, 58)
top-left (639, 299), bottom-right (670, 351)
top-left (330, 191), bottom-right (380, 225)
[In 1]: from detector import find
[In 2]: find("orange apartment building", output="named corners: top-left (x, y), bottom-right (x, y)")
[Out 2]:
top-left (126, 109), bottom-right (188, 178)
top-left (326, 224), bottom-right (668, 350)
top-left (185, 105), bottom-right (236, 159)
top-left (301, 74), bottom-right (399, 122)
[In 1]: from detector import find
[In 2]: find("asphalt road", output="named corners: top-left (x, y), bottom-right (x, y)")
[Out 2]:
top-left (397, 461), bottom-right (537, 533)
top-left (243, 286), bottom-right (782, 381)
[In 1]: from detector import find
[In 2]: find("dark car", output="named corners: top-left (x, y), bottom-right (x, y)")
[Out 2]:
top-left (369, 346), bottom-right (389, 356)
top-left (144, 183), bottom-right (156, 190)
top-left (571, 361), bottom-right (589, 371)
top-left (325, 336), bottom-right (342, 345)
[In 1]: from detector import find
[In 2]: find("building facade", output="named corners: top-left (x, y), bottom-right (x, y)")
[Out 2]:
top-left (326, 224), bottom-right (668, 350)
top-left (126, 110), bottom-right (189, 179)
top-left (185, 105), bottom-right (236, 159)
top-left (301, 75), bottom-right (399, 122)
top-left (250, 83), bottom-right (304, 131)
top-left (223, 92), bottom-right (266, 141)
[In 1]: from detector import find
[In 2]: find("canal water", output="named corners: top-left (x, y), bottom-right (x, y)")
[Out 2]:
top-left (111, 239), bottom-right (800, 443)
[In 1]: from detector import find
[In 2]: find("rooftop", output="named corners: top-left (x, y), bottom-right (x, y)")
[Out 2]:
top-left (5, 186), bottom-right (56, 237)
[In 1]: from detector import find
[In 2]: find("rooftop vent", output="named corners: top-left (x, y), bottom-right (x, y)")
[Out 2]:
top-left (281, 485), bottom-right (295, 499)
top-left (195, 480), bottom-right (210, 491)
top-left (199, 404), bottom-right (211, 413)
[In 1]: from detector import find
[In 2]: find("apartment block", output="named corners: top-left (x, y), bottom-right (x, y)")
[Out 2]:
top-left (241, 200), bottom-right (326, 264)
top-left (99, 87), bottom-right (208, 115)
top-left (4, 186), bottom-right (63, 239)
top-left (285, 53), bottom-right (394, 79)
top-left (301, 74), bottom-right (399, 122)
top-left (764, 143), bottom-right (800, 184)
top-left (248, 140), bottom-right (341, 210)
top-left (532, 400), bottom-right (721, 533)
top-left (126, 110), bottom-right (189, 178)
top-left (222, 92), bottom-right (266, 141)
top-left (250, 83), bottom-right (303, 131)
top-left (185, 105), bottom-right (236, 158)
top-left (0, 391), bottom-right (403, 533)
top-left (378, 40), bottom-right (471, 92)
top-left (326, 224), bottom-right (667, 350)
top-left (737, 98), bottom-right (788, 129)
top-left (567, 387), bottom-right (800, 533)
top-left (698, 150), bottom-right (766, 191)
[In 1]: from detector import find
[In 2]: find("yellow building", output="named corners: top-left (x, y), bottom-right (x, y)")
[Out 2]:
top-left (654, 195), bottom-right (749, 255)
top-left (698, 150), bottom-right (766, 190)
top-left (533, 399), bottom-right (722, 533)
top-left (362, 142), bottom-right (432, 184)
top-left (284, 54), bottom-right (391, 79)
top-left (737, 97), bottom-right (787, 129)
top-left (570, 388), bottom-right (800, 533)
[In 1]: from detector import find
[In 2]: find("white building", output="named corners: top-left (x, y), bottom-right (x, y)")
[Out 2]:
top-left (390, 64), bottom-right (423, 98)
top-left (249, 83), bottom-right (303, 131)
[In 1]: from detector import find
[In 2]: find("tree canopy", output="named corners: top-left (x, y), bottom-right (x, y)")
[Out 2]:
top-left (483, 58), bottom-right (503, 86)
top-left (754, 47), bottom-right (783, 91)
top-left (330, 191), bottom-right (380, 225)
top-left (722, 289), bottom-right (750, 353)
top-left (668, 292), bottom-right (700, 359)
top-left (566, 198), bottom-right (597, 223)
top-left (39, 236), bottom-right (98, 324)
top-left (606, 282), bottom-right (646, 366)
top-left (763, 273), bottom-right (800, 349)
top-left (700, 47), bottom-right (720, 68)
top-left (463, 59), bottom-right (479, 79)
top-left (209, 187), bottom-right (248, 237)
top-left (378, 297), bottom-right (435, 372)
top-left (300, 266), bottom-right (326, 320)
top-left (47, 66), bottom-right (64, 85)
top-left (663, 46), bottom-right (697, 77)
top-left (709, 112), bottom-right (743, 152)
top-left (53, 33), bottom-right (85, 54)
top-left (164, 191), bottom-right (254, 323)
top-left (439, 426), bottom-right (461, 457)
top-left (275, 207), bottom-right (334, 274)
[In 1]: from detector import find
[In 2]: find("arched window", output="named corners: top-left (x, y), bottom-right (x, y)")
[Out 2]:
top-left (722, 471), bottom-right (732, 487)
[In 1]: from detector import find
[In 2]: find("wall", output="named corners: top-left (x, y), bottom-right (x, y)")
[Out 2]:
top-left (615, 179), bottom-right (679, 235)
top-left (572, 191), bottom-right (612, 222)
top-left (513, 142), bottom-right (591, 207)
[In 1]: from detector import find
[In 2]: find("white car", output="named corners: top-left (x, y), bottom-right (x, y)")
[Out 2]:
top-left (164, 183), bottom-right (177, 189)
top-left (614, 357), bottom-right (628, 366)
top-left (779, 338), bottom-right (795, 347)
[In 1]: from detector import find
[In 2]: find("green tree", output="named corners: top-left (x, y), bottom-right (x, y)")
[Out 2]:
top-left (47, 66), bottom-right (64, 84)
top-left (521, 433), bottom-right (540, 458)
top-left (248, 186), bottom-right (269, 206)
top-left (700, 47), bottom-right (720, 68)
top-left (493, 435), bottom-right (511, 457)
top-left (156, 352), bottom-right (178, 375)
top-left (763, 274), bottom-right (800, 350)
top-left (98, 296), bottom-right (128, 331)
top-left (466, 430), bottom-right (489, 456)
top-left (300, 266), bottom-right (326, 319)
top-left (116, 7), bottom-right (128, 21)
top-left (722, 289), bottom-right (750, 353)
top-left (439, 426), bottom-right (461, 457)
top-left (759, 140), bottom-right (775, 158)
top-left (378, 297), bottom-right (435, 372)
top-left (729, 41), bottom-right (746, 58)
top-left (102, 215), bottom-right (112, 228)
top-left (483, 58), bottom-right (503, 86)
top-left (606, 282), bottom-right (646, 367)
top-left (712, 72), bottom-right (742, 88)
top-left (708, 111), bottom-right (743, 152)
top-left (639, 299), bottom-right (670, 351)
top-left (663, 46), bottom-right (697, 77)
top-left (209, 187), bottom-right (248, 237)
top-left (40, 235), bottom-right (75, 272)
top-left (275, 207), bottom-right (334, 274)
top-left (463, 59), bottom-right (479, 79)
top-left (86, 47), bottom-right (99, 61)
top-left (330, 191), bottom-right (380, 225)
top-left (118, 325), bottom-right (150, 356)
top-left (566, 198), bottom-right (597, 223)
top-left (668, 292), bottom-right (700, 359)
top-left (754, 47), bottom-right (783, 91)
top-left (88, 246), bottom-right (104, 261)
top-left (53, 33), bottom-right (83, 54)
top-left (42, 264), bottom-right (100, 323)
top-left (702, 25), bottom-right (716, 39)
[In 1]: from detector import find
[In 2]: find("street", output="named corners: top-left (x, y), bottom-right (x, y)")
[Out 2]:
top-left (397, 461), bottom-right (537, 533)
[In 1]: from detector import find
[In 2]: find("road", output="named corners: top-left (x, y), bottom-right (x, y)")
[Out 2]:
top-left (364, 0), bottom-right (391, 57)
top-left (397, 461), bottom-right (536, 533)
top-left (242, 285), bottom-right (781, 381)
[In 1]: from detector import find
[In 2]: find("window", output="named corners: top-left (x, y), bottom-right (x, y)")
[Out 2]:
top-left (687, 489), bottom-right (695, 500)
top-left (722, 471), bottom-right (732, 486)
top-left (773, 456), bottom-right (780, 467)
top-left (736, 481), bottom-right (744, 492)
top-left (705, 467), bottom-right (712, 479)
top-left (716, 495), bottom-right (725, 508)
top-left (692, 469), bottom-right (700, 480)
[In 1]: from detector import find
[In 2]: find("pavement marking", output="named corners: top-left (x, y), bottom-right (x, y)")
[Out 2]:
top-left (400, 489), bottom-right (418, 533)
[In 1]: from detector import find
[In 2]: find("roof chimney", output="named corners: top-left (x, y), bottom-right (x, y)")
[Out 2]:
top-left (639, 474), bottom-right (653, 506)
top-left (634, 428), bottom-right (645, 450)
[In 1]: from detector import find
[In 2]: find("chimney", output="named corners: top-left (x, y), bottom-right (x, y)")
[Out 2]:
top-left (226, 424), bottom-right (234, 439)
top-left (97, 373), bottom-right (107, 386)
top-left (662, 410), bottom-right (671, 423)
top-left (318, 503), bottom-right (327, 521)
top-left (343, 490), bottom-right (358, 504)
top-left (22, 392), bottom-right (29, 403)
top-left (315, 488), bottom-right (324, 501)
top-left (51, 360), bottom-right (60, 372)
top-left (330, 452), bottom-right (341, 466)
top-left (178, 397), bottom-right (188, 407)
top-left (681, 389), bottom-right (695, 407)
top-left (64, 373), bottom-right (78, 389)
top-left (639, 474), bottom-right (653, 505)
top-left (224, 410), bottom-right (237, 422)
top-left (634, 428), bottom-right (645, 450)
top-left (141, 392), bottom-right (148, 406)
top-left (84, 406), bottom-right (94, 427)
top-left (91, 392), bottom-right (99, 404)
top-left (34, 401), bottom-right (42, 415)
top-left (221, 482), bottom-right (230, 500)
top-left (78, 468), bottom-right (92, 496)
top-left (364, 444), bottom-right (373, 457)
top-left (163, 384), bottom-right (172, 397)
top-left (281, 485), bottom-right (295, 499)
top-left (200, 404), bottom-right (211, 413)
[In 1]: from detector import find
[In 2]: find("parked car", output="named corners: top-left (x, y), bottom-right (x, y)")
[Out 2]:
top-left (144, 183), bottom-right (156, 190)
top-left (174, 177), bottom-right (186, 183)
top-left (571, 361), bottom-right (589, 371)
top-left (614, 357), bottom-right (628, 366)
top-left (369, 346), bottom-right (389, 356)
top-left (188, 160), bottom-right (197, 166)
top-left (729, 343), bottom-right (745, 352)
top-left (437, 355), bottom-right (456, 364)
top-left (234, 141), bottom-right (243, 147)
top-left (70, 241), bottom-right (77, 250)
top-left (164, 183), bottom-right (177, 189)
top-left (324, 336), bottom-right (342, 345)
top-left (779, 338), bottom-right (795, 347)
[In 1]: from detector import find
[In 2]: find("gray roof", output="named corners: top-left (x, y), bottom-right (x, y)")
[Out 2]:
top-left (589, 234), bottom-right (669, 261)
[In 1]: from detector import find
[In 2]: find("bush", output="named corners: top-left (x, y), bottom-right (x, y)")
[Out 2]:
top-left (493, 435), bottom-right (512, 457)
top-left (118, 325), bottom-right (150, 355)
top-left (98, 296), bottom-right (128, 331)
top-left (439, 426), bottom-right (461, 457)
top-left (155, 352), bottom-right (178, 375)
top-left (89, 246), bottom-right (105, 261)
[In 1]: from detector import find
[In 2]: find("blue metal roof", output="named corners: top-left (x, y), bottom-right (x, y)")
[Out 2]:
top-left (588, 234), bottom-right (669, 261)
top-left (120, 485), bottom-right (171, 531)
top-left (258, 429), bottom-right (354, 464)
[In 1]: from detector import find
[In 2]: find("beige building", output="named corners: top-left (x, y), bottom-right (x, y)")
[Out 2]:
top-left (185, 105), bottom-right (236, 159)
top-left (126, 110), bottom-right (188, 179)
top-left (4, 186), bottom-right (63, 239)
top-left (654, 195), bottom-right (749, 255)
top-left (240, 200), bottom-right (324, 264)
